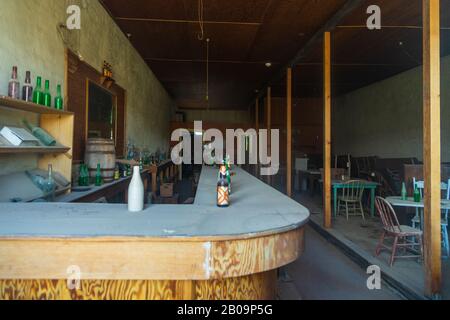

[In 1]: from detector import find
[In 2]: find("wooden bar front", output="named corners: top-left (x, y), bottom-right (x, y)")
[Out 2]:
top-left (0, 167), bottom-right (309, 300)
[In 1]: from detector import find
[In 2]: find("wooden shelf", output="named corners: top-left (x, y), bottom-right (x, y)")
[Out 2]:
top-left (0, 96), bottom-right (73, 116)
top-left (0, 145), bottom-right (71, 154)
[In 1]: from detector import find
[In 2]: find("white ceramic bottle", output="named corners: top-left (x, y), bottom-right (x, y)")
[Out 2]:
top-left (128, 166), bottom-right (144, 212)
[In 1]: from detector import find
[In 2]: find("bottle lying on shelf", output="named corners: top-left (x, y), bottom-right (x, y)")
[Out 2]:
top-left (23, 119), bottom-right (56, 146)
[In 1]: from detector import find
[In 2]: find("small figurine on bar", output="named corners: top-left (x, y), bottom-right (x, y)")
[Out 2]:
top-left (217, 165), bottom-right (230, 208)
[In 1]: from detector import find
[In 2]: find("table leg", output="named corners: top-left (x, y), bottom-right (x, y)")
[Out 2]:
top-left (371, 188), bottom-right (375, 217)
top-left (333, 187), bottom-right (337, 217)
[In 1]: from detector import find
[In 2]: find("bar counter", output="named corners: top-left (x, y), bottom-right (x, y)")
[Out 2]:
top-left (0, 166), bottom-right (310, 300)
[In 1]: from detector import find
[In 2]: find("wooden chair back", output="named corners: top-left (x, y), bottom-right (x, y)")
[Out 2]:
top-left (341, 180), bottom-right (365, 200)
top-left (375, 197), bottom-right (402, 232)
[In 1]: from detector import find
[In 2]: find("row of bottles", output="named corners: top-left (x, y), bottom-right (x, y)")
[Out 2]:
top-left (401, 182), bottom-right (422, 203)
top-left (78, 163), bottom-right (104, 187)
top-left (7, 66), bottom-right (63, 110)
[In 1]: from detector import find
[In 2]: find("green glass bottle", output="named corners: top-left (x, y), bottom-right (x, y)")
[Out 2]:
top-left (32, 76), bottom-right (43, 105)
top-left (54, 84), bottom-right (63, 110)
top-left (43, 80), bottom-right (52, 107)
top-left (95, 163), bottom-right (103, 186)
top-left (413, 186), bottom-right (421, 203)
top-left (401, 182), bottom-right (407, 200)
top-left (83, 165), bottom-right (90, 186)
top-left (78, 165), bottom-right (85, 186)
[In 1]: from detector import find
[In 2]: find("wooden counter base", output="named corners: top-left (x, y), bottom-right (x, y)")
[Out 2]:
top-left (0, 270), bottom-right (277, 300)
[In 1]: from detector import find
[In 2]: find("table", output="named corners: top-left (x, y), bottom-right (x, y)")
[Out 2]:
top-left (0, 166), bottom-right (310, 300)
top-left (298, 170), bottom-right (321, 195)
top-left (386, 196), bottom-right (450, 227)
top-left (332, 180), bottom-right (379, 217)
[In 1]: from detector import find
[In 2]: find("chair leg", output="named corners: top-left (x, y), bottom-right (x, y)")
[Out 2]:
top-left (390, 236), bottom-right (399, 267)
top-left (442, 225), bottom-right (449, 258)
top-left (375, 231), bottom-right (386, 256)
top-left (345, 202), bottom-right (349, 221)
top-left (418, 234), bottom-right (424, 262)
top-left (359, 201), bottom-right (365, 221)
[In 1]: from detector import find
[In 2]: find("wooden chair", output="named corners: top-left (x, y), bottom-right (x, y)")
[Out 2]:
top-left (412, 178), bottom-right (449, 258)
top-left (375, 197), bottom-right (423, 266)
top-left (337, 180), bottom-right (365, 221)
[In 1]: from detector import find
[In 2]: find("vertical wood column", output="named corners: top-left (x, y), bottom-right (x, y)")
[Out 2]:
top-left (287, 68), bottom-right (293, 197)
top-left (255, 99), bottom-right (260, 177)
top-left (323, 32), bottom-right (332, 229)
top-left (423, 0), bottom-right (442, 298)
top-left (267, 87), bottom-right (272, 185)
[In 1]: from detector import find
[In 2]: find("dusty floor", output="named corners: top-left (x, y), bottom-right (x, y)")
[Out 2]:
top-left (294, 192), bottom-right (450, 299)
top-left (280, 225), bottom-right (403, 300)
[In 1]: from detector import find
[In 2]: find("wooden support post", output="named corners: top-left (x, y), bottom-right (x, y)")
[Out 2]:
top-left (267, 87), bottom-right (272, 185)
top-left (323, 31), bottom-right (332, 229)
top-left (255, 99), bottom-right (260, 177)
top-left (287, 68), bottom-right (292, 197)
top-left (423, 0), bottom-right (442, 298)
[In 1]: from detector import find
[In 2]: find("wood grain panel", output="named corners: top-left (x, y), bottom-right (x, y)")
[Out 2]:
top-left (210, 228), bottom-right (304, 279)
top-left (0, 271), bottom-right (276, 300)
top-left (0, 227), bottom-right (304, 281)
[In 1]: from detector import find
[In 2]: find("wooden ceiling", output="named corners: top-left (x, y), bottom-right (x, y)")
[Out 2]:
top-left (101, 0), bottom-right (450, 110)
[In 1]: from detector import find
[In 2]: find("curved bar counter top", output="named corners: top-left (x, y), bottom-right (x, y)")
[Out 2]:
top-left (0, 166), bottom-right (309, 300)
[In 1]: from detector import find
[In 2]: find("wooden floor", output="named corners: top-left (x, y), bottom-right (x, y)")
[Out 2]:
top-left (296, 193), bottom-right (450, 300)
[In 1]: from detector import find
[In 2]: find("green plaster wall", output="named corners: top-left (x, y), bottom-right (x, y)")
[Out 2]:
top-left (333, 55), bottom-right (450, 162)
top-left (0, 0), bottom-right (174, 175)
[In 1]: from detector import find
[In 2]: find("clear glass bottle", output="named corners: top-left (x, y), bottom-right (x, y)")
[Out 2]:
top-left (43, 80), bottom-right (51, 107)
top-left (54, 84), bottom-right (63, 110)
top-left (22, 71), bottom-right (33, 102)
top-left (8, 66), bottom-right (20, 99)
top-left (33, 76), bottom-right (44, 105)
top-left (45, 164), bottom-right (56, 202)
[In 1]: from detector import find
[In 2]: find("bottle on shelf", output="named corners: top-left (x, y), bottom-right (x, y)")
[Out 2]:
top-left (401, 182), bottom-right (407, 200)
top-left (54, 84), bottom-right (63, 110)
top-left (45, 164), bottom-right (56, 202)
top-left (43, 80), bottom-right (52, 107)
top-left (114, 164), bottom-right (120, 180)
top-left (22, 71), bottom-right (33, 102)
top-left (23, 119), bottom-right (57, 146)
top-left (8, 66), bottom-right (20, 99)
top-left (128, 166), bottom-right (144, 212)
top-left (32, 76), bottom-right (44, 105)
top-left (95, 163), bottom-right (103, 187)
top-left (217, 168), bottom-right (230, 208)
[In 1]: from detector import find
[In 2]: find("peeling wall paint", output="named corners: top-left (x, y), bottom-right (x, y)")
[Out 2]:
top-left (0, 0), bottom-right (175, 175)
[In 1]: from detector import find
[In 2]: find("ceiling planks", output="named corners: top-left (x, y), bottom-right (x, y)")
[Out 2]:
top-left (101, 0), bottom-right (450, 110)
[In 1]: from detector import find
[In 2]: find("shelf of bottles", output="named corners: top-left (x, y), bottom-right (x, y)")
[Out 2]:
top-left (1, 66), bottom-right (74, 181)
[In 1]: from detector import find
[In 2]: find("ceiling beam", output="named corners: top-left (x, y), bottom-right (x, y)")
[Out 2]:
top-left (115, 17), bottom-right (261, 26)
top-left (251, 0), bottom-right (365, 104)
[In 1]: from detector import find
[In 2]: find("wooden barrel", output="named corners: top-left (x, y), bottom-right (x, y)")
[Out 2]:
top-left (85, 139), bottom-right (116, 183)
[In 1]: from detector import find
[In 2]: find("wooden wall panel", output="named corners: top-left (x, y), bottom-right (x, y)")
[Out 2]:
top-left (0, 271), bottom-right (276, 300)
top-left (67, 50), bottom-right (126, 162)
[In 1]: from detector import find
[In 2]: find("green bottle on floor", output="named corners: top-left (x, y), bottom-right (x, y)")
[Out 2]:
top-left (43, 80), bottom-right (52, 107)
